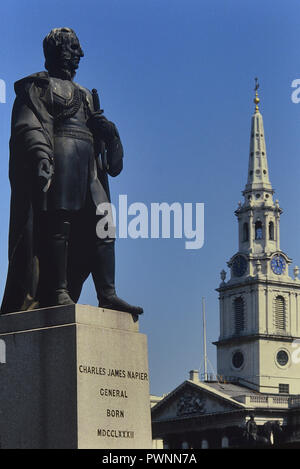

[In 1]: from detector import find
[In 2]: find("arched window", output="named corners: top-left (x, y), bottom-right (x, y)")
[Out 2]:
top-left (274, 296), bottom-right (286, 331)
top-left (243, 223), bottom-right (249, 242)
top-left (234, 297), bottom-right (245, 334)
top-left (269, 221), bottom-right (274, 240)
top-left (221, 436), bottom-right (229, 448)
top-left (201, 439), bottom-right (209, 449)
top-left (255, 221), bottom-right (263, 239)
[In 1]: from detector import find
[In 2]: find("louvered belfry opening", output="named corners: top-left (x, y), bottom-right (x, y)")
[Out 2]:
top-left (274, 295), bottom-right (286, 331)
top-left (234, 297), bottom-right (245, 334)
top-left (255, 221), bottom-right (263, 239)
top-left (269, 221), bottom-right (274, 240)
top-left (243, 222), bottom-right (249, 242)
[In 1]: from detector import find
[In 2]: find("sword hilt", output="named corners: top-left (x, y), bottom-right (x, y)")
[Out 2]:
top-left (92, 88), bottom-right (101, 112)
top-left (91, 88), bottom-right (108, 171)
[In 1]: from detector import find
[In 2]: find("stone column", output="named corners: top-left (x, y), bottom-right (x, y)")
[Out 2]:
top-left (264, 211), bottom-right (268, 252)
top-left (275, 206), bottom-right (281, 251)
top-left (248, 210), bottom-right (254, 254)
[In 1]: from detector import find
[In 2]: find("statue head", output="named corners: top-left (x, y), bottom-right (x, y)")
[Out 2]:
top-left (43, 28), bottom-right (84, 80)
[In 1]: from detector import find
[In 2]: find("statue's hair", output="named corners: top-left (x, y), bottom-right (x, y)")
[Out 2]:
top-left (43, 27), bottom-right (77, 71)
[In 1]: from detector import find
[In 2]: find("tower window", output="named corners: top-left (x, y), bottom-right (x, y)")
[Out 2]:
top-left (255, 221), bottom-right (263, 239)
top-left (274, 296), bottom-right (286, 331)
top-left (243, 223), bottom-right (249, 242)
top-left (234, 297), bottom-right (245, 334)
top-left (232, 351), bottom-right (244, 368)
top-left (279, 384), bottom-right (289, 394)
top-left (276, 350), bottom-right (289, 367)
top-left (269, 221), bottom-right (274, 240)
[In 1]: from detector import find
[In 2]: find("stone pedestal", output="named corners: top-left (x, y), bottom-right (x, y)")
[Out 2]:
top-left (0, 304), bottom-right (152, 449)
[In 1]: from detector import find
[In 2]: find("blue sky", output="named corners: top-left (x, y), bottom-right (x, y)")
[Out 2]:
top-left (0, 0), bottom-right (300, 395)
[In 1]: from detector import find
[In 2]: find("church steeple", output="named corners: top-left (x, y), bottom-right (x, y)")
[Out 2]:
top-left (235, 80), bottom-right (283, 258)
top-left (243, 79), bottom-right (273, 201)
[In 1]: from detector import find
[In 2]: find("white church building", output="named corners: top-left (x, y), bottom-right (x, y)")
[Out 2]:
top-left (151, 85), bottom-right (300, 449)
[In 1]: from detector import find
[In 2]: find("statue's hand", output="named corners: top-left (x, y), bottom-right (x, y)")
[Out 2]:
top-left (38, 158), bottom-right (52, 175)
top-left (87, 112), bottom-right (118, 144)
top-left (37, 158), bottom-right (54, 192)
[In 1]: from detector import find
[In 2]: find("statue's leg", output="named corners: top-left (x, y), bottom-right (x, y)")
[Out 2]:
top-left (47, 210), bottom-right (74, 306)
top-left (92, 236), bottom-right (143, 315)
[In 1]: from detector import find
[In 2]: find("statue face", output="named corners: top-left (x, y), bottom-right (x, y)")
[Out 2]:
top-left (57, 33), bottom-right (84, 78)
top-left (44, 29), bottom-right (84, 79)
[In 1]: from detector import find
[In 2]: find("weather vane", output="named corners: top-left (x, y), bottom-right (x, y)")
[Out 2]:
top-left (254, 77), bottom-right (260, 112)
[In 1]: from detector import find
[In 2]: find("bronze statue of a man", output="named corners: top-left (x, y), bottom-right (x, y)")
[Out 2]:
top-left (1, 27), bottom-right (143, 316)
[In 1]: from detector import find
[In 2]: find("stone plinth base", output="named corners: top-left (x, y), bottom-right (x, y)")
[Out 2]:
top-left (0, 304), bottom-right (152, 449)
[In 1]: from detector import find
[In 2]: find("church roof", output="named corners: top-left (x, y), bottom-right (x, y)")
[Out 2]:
top-left (151, 377), bottom-right (294, 424)
top-left (204, 381), bottom-right (260, 398)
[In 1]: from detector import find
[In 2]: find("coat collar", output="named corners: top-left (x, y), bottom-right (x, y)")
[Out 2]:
top-left (14, 71), bottom-right (50, 95)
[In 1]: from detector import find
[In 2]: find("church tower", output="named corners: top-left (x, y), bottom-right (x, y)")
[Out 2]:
top-left (215, 80), bottom-right (300, 394)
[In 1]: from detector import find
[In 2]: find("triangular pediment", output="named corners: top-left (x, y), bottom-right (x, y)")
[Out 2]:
top-left (151, 380), bottom-right (246, 422)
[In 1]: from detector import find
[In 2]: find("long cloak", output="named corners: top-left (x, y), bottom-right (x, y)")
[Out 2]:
top-left (1, 71), bottom-right (118, 314)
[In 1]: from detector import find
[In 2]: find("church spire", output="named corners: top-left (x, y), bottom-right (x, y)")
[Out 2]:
top-left (235, 80), bottom-right (283, 256)
top-left (243, 79), bottom-right (273, 202)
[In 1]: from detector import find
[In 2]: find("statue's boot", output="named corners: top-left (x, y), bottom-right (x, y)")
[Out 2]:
top-left (92, 239), bottom-right (143, 316)
top-left (49, 221), bottom-right (74, 307)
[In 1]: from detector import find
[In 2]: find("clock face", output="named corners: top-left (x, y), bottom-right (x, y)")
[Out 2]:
top-left (271, 254), bottom-right (286, 275)
top-left (232, 255), bottom-right (247, 277)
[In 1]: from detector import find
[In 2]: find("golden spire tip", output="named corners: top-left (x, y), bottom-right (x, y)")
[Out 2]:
top-left (254, 77), bottom-right (260, 112)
